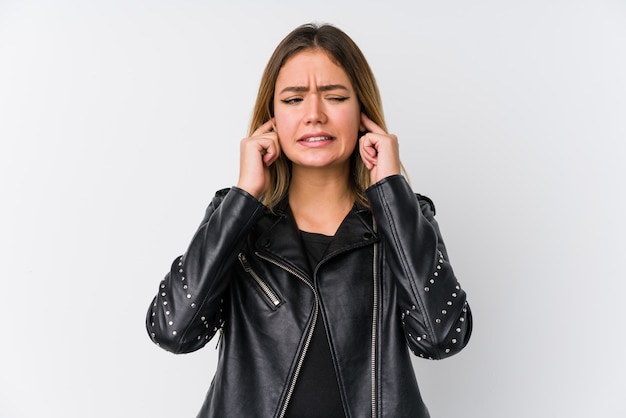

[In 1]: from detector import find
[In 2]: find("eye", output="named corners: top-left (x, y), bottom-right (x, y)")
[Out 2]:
top-left (280, 97), bottom-right (303, 105)
top-left (328, 96), bottom-right (349, 102)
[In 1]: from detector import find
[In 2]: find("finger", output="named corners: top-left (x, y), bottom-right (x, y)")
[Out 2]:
top-left (359, 137), bottom-right (377, 169)
top-left (361, 134), bottom-right (379, 156)
top-left (261, 137), bottom-right (280, 166)
top-left (360, 113), bottom-right (386, 135)
top-left (252, 119), bottom-right (276, 137)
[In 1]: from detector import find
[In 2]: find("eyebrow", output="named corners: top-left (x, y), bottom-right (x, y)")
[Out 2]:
top-left (278, 84), bottom-right (350, 94)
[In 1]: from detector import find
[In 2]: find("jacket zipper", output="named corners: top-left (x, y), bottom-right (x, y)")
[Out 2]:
top-left (371, 235), bottom-right (379, 418)
top-left (238, 252), bottom-right (281, 307)
top-left (255, 252), bottom-right (319, 418)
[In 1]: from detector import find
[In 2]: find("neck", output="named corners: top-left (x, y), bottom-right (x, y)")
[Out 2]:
top-left (288, 164), bottom-right (354, 235)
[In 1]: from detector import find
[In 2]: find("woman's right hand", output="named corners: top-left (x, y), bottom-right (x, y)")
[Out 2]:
top-left (236, 119), bottom-right (280, 199)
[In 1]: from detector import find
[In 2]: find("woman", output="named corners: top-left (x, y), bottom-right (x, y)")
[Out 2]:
top-left (147, 23), bottom-right (472, 418)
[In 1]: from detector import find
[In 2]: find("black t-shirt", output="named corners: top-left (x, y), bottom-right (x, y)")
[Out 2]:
top-left (284, 231), bottom-right (346, 418)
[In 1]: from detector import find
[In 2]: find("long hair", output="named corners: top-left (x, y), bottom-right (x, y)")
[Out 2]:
top-left (249, 23), bottom-right (387, 210)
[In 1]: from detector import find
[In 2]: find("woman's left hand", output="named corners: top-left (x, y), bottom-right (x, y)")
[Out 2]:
top-left (359, 113), bottom-right (401, 184)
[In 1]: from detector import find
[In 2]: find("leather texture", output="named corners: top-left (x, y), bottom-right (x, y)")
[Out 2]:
top-left (147, 175), bottom-right (472, 418)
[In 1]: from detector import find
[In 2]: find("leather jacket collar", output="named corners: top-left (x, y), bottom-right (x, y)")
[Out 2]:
top-left (253, 199), bottom-right (380, 280)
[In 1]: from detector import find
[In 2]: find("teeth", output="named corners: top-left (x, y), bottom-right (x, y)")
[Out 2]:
top-left (302, 136), bottom-right (331, 142)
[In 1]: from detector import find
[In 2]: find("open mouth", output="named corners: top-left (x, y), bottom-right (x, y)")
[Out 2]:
top-left (299, 136), bottom-right (334, 143)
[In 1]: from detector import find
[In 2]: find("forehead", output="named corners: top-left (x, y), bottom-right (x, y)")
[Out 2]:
top-left (275, 50), bottom-right (352, 88)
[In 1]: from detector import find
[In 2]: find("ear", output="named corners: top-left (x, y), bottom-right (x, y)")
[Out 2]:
top-left (359, 111), bottom-right (367, 132)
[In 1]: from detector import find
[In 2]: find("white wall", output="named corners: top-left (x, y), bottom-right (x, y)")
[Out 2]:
top-left (1, 1), bottom-right (625, 417)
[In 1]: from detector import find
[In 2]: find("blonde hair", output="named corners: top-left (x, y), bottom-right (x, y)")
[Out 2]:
top-left (249, 23), bottom-right (387, 211)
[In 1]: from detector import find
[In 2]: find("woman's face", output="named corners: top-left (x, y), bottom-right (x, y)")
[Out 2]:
top-left (273, 49), bottom-right (361, 170)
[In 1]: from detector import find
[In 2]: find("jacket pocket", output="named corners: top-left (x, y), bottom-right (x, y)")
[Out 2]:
top-left (238, 252), bottom-right (282, 309)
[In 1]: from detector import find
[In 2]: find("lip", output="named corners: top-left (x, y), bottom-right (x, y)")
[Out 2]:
top-left (297, 132), bottom-right (335, 146)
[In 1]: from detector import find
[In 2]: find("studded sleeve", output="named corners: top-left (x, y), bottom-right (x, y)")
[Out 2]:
top-left (366, 175), bottom-right (472, 359)
top-left (146, 187), bottom-right (266, 354)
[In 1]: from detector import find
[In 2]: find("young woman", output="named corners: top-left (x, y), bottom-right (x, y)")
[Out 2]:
top-left (147, 23), bottom-right (472, 418)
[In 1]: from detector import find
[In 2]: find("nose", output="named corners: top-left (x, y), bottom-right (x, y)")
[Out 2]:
top-left (304, 96), bottom-right (326, 125)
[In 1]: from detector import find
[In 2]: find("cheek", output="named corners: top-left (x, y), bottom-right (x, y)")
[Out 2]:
top-left (272, 110), bottom-right (290, 142)
top-left (273, 120), bottom-right (289, 144)
top-left (342, 109), bottom-right (361, 136)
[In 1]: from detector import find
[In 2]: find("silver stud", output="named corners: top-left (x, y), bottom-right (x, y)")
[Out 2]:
top-left (460, 317), bottom-right (465, 322)
top-left (452, 293), bottom-right (457, 298)
top-left (201, 316), bottom-right (206, 321)
top-left (172, 331), bottom-right (177, 335)
top-left (445, 348), bottom-right (450, 353)
top-left (452, 339), bottom-right (457, 344)
top-left (442, 310), bottom-right (447, 315)
top-left (412, 305), bottom-right (416, 310)
top-left (424, 287), bottom-right (430, 292)
top-left (165, 310), bottom-right (170, 315)
top-left (416, 336), bottom-right (422, 341)
top-left (187, 294), bottom-right (191, 299)
top-left (430, 279), bottom-right (435, 284)
top-left (456, 328), bottom-right (461, 332)
top-left (436, 318), bottom-right (441, 323)
top-left (182, 277), bottom-right (185, 281)
top-left (434, 272), bottom-right (439, 277)
top-left (183, 285), bottom-right (188, 290)
top-left (437, 265), bottom-right (441, 270)
top-left (179, 269), bottom-right (183, 273)
top-left (161, 292), bottom-right (166, 297)
top-left (447, 301), bottom-right (453, 306)
top-left (191, 303), bottom-right (196, 308)
top-left (163, 301), bottom-right (167, 306)
top-left (168, 321), bottom-right (173, 325)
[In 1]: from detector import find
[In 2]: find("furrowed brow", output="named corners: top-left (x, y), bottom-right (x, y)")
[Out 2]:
top-left (279, 86), bottom-right (309, 94)
top-left (317, 84), bottom-right (349, 92)
top-left (278, 84), bottom-right (350, 94)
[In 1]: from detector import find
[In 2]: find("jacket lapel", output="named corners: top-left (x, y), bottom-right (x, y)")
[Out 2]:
top-left (253, 201), bottom-right (379, 277)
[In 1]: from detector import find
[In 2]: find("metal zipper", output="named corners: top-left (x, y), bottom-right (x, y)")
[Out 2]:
top-left (215, 327), bottom-right (223, 350)
top-left (371, 222), bottom-right (379, 418)
top-left (238, 252), bottom-right (281, 307)
top-left (255, 252), bottom-right (318, 418)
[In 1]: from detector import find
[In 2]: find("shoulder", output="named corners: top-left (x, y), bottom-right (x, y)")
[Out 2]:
top-left (416, 193), bottom-right (436, 216)
top-left (207, 187), bottom-right (267, 213)
top-left (208, 187), bottom-right (231, 207)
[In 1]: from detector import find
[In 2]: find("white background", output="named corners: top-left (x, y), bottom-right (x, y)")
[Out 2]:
top-left (1, 1), bottom-right (625, 417)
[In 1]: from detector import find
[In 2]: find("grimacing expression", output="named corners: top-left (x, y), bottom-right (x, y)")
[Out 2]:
top-left (273, 50), bottom-right (361, 170)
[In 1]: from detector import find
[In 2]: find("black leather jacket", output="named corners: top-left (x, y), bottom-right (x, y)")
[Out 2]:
top-left (147, 175), bottom-right (472, 418)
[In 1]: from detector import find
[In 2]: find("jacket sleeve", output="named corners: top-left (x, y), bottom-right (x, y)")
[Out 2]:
top-left (146, 187), bottom-right (266, 354)
top-left (366, 175), bottom-right (472, 359)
